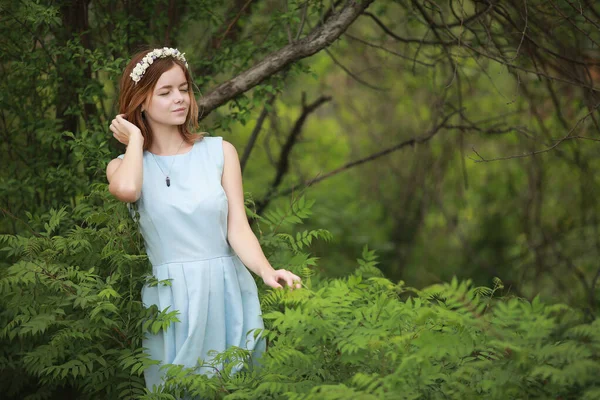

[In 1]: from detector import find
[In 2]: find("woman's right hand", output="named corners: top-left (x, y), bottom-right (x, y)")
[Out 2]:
top-left (110, 114), bottom-right (143, 146)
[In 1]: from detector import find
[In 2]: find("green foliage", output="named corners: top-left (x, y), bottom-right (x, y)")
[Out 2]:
top-left (136, 258), bottom-right (600, 399)
top-left (0, 185), bottom-right (155, 399)
top-left (236, 275), bottom-right (600, 400)
top-left (3, 187), bottom-right (599, 399)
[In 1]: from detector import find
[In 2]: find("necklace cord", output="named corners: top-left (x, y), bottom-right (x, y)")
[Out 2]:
top-left (150, 138), bottom-right (186, 186)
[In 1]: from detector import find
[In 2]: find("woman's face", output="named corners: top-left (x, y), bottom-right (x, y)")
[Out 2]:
top-left (143, 64), bottom-right (190, 130)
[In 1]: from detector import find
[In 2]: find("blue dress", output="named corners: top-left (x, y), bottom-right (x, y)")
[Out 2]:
top-left (118, 136), bottom-right (265, 392)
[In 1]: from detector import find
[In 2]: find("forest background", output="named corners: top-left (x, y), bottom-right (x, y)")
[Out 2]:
top-left (1, 0), bottom-right (600, 399)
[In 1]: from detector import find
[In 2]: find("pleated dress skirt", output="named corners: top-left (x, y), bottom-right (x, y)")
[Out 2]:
top-left (141, 255), bottom-right (265, 391)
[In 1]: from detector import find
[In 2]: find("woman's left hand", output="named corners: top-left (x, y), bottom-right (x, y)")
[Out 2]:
top-left (262, 268), bottom-right (302, 290)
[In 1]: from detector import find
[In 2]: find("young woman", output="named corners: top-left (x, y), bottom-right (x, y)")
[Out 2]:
top-left (106, 47), bottom-right (301, 391)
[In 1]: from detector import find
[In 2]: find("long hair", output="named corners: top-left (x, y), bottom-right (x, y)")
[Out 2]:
top-left (118, 49), bottom-right (203, 151)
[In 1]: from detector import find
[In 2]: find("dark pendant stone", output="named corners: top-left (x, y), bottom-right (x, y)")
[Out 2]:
top-left (166, 177), bottom-right (171, 187)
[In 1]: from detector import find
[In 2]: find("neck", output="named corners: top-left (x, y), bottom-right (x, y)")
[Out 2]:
top-left (148, 125), bottom-right (187, 155)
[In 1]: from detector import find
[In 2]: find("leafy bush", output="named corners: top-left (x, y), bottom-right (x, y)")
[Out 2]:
top-left (2, 192), bottom-right (599, 399)
top-left (1, 185), bottom-right (151, 399)
top-left (139, 261), bottom-right (600, 400)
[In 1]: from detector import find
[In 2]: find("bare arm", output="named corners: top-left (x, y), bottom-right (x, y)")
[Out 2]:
top-left (106, 115), bottom-right (144, 203)
top-left (221, 140), bottom-right (301, 289)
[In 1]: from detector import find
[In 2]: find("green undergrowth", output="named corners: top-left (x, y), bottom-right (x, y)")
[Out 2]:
top-left (147, 273), bottom-right (600, 400)
top-left (1, 187), bottom-right (599, 399)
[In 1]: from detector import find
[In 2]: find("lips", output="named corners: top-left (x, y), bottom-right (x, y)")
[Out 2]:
top-left (173, 107), bottom-right (186, 112)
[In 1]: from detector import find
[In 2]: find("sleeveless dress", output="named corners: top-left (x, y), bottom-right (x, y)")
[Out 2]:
top-left (117, 136), bottom-right (265, 392)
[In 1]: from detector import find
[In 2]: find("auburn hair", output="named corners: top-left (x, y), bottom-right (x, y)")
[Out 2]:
top-left (118, 49), bottom-right (204, 151)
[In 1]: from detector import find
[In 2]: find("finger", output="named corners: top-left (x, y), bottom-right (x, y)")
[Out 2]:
top-left (274, 270), bottom-right (294, 288)
top-left (291, 274), bottom-right (302, 289)
top-left (111, 128), bottom-right (122, 138)
top-left (112, 131), bottom-right (126, 142)
top-left (283, 273), bottom-right (293, 288)
top-left (264, 276), bottom-right (283, 290)
top-left (270, 280), bottom-right (283, 289)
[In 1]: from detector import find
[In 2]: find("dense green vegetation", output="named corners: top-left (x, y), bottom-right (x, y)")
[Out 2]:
top-left (2, 192), bottom-right (600, 399)
top-left (1, 0), bottom-right (600, 398)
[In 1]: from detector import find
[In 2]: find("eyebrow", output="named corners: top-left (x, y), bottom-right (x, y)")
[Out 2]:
top-left (156, 82), bottom-right (189, 90)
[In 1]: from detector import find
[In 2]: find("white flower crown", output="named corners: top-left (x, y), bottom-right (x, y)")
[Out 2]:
top-left (129, 47), bottom-right (189, 83)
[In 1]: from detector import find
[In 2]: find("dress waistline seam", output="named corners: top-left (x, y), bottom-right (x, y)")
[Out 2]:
top-left (152, 254), bottom-right (236, 267)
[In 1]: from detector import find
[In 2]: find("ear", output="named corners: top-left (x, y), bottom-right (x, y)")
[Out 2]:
top-left (142, 94), bottom-right (152, 112)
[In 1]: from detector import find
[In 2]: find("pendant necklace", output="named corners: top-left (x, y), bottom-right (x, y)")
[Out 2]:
top-left (150, 138), bottom-right (186, 187)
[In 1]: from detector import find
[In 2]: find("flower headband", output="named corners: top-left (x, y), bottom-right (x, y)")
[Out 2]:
top-left (129, 47), bottom-right (189, 83)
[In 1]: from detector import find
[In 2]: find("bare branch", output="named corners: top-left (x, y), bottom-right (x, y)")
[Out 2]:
top-left (214, 0), bottom-right (256, 49)
top-left (283, 0), bottom-right (293, 44)
top-left (507, 0), bottom-right (528, 62)
top-left (267, 109), bottom-right (463, 201)
top-left (256, 93), bottom-right (332, 214)
top-left (240, 94), bottom-right (277, 173)
top-left (444, 124), bottom-right (525, 136)
top-left (295, 0), bottom-right (309, 41)
top-left (362, 11), bottom-right (456, 45)
top-left (459, 39), bottom-right (600, 92)
top-left (324, 47), bottom-right (391, 91)
top-left (197, 0), bottom-right (375, 121)
top-left (343, 33), bottom-right (435, 67)
top-left (470, 103), bottom-right (600, 163)
top-left (550, 0), bottom-right (600, 48)
top-left (430, 1), bottom-right (497, 29)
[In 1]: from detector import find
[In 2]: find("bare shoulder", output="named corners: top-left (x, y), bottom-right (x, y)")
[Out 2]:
top-left (222, 140), bottom-right (239, 161)
top-left (106, 157), bottom-right (122, 183)
top-left (222, 139), bottom-right (237, 153)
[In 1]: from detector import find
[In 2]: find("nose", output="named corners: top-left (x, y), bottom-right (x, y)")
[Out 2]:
top-left (174, 90), bottom-right (184, 103)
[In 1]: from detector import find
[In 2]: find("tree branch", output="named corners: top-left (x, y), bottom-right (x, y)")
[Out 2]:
top-left (255, 93), bottom-right (332, 214)
top-left (197, 0), bottom-right (375, 120)
top-left (240, 94), bottom-right (277, 173)
top-left (265, 109), bottom-right (462, 201)
top-left (469, 103), bottom-right (600, 163)
top-left (323, 47), bottom-right (391, 91)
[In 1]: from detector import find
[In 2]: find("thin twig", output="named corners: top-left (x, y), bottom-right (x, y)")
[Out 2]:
top-left (267, 109), bottom-right (462, 200)
top-left (324, 47), bottom-right (391, 91)
top-left (215, 0), bottom-right (254, 49)
top-left (469, 104), bottom-right (600, 162)
top-left (1, 208), bottom-right (42, 237)
top-left (344, 33), bottom-right (435, 67)
top-left (240, 94), bottom-right (277, 173)
top-left (295, 0), bottom-right (309, 41)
